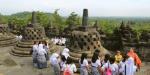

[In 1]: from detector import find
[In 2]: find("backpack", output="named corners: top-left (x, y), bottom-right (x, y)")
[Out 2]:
top-left (106, 63), bottom-right (112, 75)
top-left (63, 65), bottom-right (71, 75)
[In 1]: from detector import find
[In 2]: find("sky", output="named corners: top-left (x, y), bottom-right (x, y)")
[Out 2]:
top-left (0, 0), bottom-right (150, 17)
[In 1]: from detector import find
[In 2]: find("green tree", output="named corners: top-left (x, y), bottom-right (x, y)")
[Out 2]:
top-left (66, 12), bottom-right (81, 25)
top-left (50, 9), bottom-right (64, 30)
top-left (36, 11), bottom-right (50, 27)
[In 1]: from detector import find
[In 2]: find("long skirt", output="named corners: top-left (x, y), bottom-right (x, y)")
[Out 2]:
top-left (80, 67), bottom-right (88, 75)
top-left (91, 67), bottom-right (100, 75)
top-left (33, 57), bottom-right (38, 67)
top-left (37, 62), bottom-right (47, 69)
top-left (51, 64), bottom-right (60, 75)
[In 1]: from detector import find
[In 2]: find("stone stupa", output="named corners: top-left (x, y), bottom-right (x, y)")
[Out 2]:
top-left (11, 11), bottom-right (46, 57)
top-left (67, 9), bottom-right (109, 68)
top-left (0, 24), bottom-right (17, 47)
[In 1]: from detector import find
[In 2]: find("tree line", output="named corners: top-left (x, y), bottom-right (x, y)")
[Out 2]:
top-left (0, 10), bottom-right (150, 34)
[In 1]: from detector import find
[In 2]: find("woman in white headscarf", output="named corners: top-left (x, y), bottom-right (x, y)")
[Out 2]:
top-left (36, 43), bottom-right (47, 69)
top-left (61, 48), bottom-right (70, 59)
top-left (50, 53), bottom-right (60, 75)
top-left (31, 41), bottom-right (39, 67)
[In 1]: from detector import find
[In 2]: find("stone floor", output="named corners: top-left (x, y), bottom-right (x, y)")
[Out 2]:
top-left (0, 46), bottom-right (150, 75)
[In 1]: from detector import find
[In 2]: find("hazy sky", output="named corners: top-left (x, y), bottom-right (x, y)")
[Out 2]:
top-left (0, 0), bottom-right (150, 17)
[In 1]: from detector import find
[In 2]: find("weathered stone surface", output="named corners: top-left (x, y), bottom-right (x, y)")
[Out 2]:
top-left (0, 24), bottom-right (17, 47)
top-left (11, 11), bottom-right (47, 57)
top-left (66, 9), bottom-right (109, 72)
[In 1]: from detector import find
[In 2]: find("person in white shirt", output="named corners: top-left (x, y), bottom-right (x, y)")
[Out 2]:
top-left (119, 54), bottom-right (137, 75)
top-left (91, 52), bottom-right (101, 75)
top-left (102, 57), bottom-right (119, 75)
top-left (101, 54), bottom-right (111, 75)
top-left (110, 57), bottom-right (119, 75)
top-left (79, 53), bottom-right (89, 75)
top-left (50, 53), bottom-right (60, 75)
top-left (37, 43), bottom-right (47, 69)
top-left (31, 41), bottom-right (39, 67)
top-left (15, 35), bottom-right (19, 41)
top-left (61, 47), bottom-right (70, 59)
top-left (62, 57), bottom-right (77, 75)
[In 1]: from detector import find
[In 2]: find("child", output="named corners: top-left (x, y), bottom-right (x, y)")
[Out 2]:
top-left (79, 53), bottom-right (89, 75)
top-left (115, 51), bottom-right (123, 64)
top-left (62, 57), bottom-right (77, 75)
top-left (91, 52), bottom-right (101, 75)
top-left (110, 57), bottom-right (119, 75)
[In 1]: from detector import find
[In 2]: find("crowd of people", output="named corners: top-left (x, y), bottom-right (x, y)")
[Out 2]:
top-left (31, 40), bottom-right (142, 75)
top-left (15, 34), bottom-right (22, 41)
top-left (49, 48), bottom-right (142, 75)
top-left (30, 41), bottom-right (49, 69)
top-left (51, 37), bottom-right (67, 46)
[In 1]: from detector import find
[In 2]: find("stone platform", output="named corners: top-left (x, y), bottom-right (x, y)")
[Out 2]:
top-left (0, 34), bottom-right (17, 47)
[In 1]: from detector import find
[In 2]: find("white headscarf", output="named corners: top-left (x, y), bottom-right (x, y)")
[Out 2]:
top-left (62, 48), bottom-right (70, 59)
top-left (38, 44), bottom-right (46, 55)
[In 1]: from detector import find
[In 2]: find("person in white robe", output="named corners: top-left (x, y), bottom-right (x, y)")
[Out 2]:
top-left (119, 55), bottom-right (137, 75)
top-left (61, 48), bottom-right (70, 59)
top-left (50, 53), bottom-right (60, 75)
top-left (37, 44), bottom-right (47, 69)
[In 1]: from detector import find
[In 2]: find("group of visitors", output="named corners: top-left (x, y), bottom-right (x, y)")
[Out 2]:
top-left (49, 48), bottom-right (141, 75)
top-left (49, 47), bottom-right (77, 75)
top-left (30, 41), bottom-right (49, 69)
top-left (15, 34), bottom-right (22, 41)
top-left (51, 37), bottom-right (66, 46)
top-left (30, 39), bottom-right (141, 75)
top-left (79, 48), bottom-right (141, 75)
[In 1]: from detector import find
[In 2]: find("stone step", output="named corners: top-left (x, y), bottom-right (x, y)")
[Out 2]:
top-left (10, 51), bottom-right (31, 57)
top-left (16, 43), bottom-right (32, 48)
top-left (14, 46), bottom-right (31, 51)
top-left (11, 48), bottom-right (31, 56)
top-left (0, 39), bottom-right (17, 45)
top-left (69, 51), bottom-right (93, 58)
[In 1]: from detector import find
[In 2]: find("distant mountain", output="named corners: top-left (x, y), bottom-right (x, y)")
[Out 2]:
top-left (10, 11), bottom-right (52, 19)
